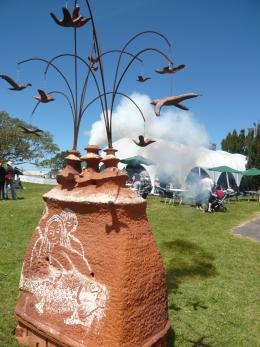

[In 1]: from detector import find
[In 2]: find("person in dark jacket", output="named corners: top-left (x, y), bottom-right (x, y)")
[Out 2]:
top-left (5, 161), bottom-right (17, 200)
top-left (0, 162), bottom-right (6, 200)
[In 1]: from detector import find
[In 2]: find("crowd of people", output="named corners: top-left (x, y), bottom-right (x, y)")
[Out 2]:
top-left (0, 161), bottom-right (23, 200)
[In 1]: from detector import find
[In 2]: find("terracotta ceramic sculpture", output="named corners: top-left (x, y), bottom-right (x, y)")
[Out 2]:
top-left (155, 64), bottom-right (185, 74)
top-left (18, 126), bottom-right (43, 137)
top-left (15, 147), bottom-right (170, 347)
top-left (137, 75), bottom-right (151, 82)
top-left (0, 74), bottom-right (32, 91)
top-left (151, 93), bottom-right (200, 116)
top-left (50, 5), bottom-right (90, 28)
top-left (33, 89), bottom-right (55, 103)
top-left (12, 1), bottom-right (200, 346)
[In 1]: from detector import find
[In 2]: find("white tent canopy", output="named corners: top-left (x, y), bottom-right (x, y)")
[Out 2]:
top-left (111, 138), bottom-right (247, 188)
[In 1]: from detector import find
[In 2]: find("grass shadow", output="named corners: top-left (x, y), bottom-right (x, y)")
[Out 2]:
top-left (167, 327), bottom-right (176, 346)
top-left (163, 240), bottom-right (218, 292)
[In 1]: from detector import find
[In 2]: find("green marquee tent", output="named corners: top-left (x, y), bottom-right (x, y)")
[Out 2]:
top-left (208, 165), bottom-right (242, 174)
top-left (120, 155), bottom-right (154, 167)
top-left (241, 168), bottom-right (260, 176)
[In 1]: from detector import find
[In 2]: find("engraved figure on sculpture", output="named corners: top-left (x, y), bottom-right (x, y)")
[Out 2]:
top-left (20, 208), bottom-right (109, 331)
top-left (30, 208), bottom-right (92, 274)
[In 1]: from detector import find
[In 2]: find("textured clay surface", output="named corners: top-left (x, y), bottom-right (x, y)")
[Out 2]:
top-left (15, 175), bottom-right (170, 346)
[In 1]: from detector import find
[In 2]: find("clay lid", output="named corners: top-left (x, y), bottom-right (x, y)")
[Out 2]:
top-left (80, 152), bottom-right (101, 160)
top-left (65, 154), bottom-right (81, 161)
top-left (104, 147), bottom-right (118, 155)
top-left (85, 145), bottom-right (100, 152)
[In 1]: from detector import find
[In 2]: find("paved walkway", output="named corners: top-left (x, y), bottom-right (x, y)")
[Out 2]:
top-left (233, 215), bottom-right (260, 241)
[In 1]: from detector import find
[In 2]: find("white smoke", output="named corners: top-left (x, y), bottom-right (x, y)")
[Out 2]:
top-left (86, 92), bottom-right (210, 184)
top-left (87, 92), bottom-right (209, 148)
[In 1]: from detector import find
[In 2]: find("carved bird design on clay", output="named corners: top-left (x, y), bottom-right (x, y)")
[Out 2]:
top-left (155, 64), bottom-right (185, 74)
top-left (132, 135), bottom-right (156, 147)
top-left (33, 89), bottom-right (55, 103)
top-left (19, 125), bottom-right (43, 137)
top-left (50, 4), bottom-right (90, 28)
top-left (0, 74), bottom-right (32, 91)
top-left (151, 93), bottom-right (200, 116)
top-left (136, 75), bottom-right (151, 82)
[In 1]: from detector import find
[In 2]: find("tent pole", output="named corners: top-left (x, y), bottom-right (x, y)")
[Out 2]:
top-left (226, 172), bottom-right (230, 189)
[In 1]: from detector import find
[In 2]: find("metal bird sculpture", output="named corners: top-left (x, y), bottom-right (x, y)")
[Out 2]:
top-left (50, 4), bottom-right (90, 28)
top-left (0, 74), bottom-right (32, 91)
top-left (132, 135), bottom-right (156, 147)
top-left (155, 64), bottom-right (185, 74)
top-left (88, 55), bottom-right (99, 64)
top-left (151, 93), bottom-right (200, 116)
top-left (91, 65), bottom-right (98, 72)
top-left (33, 89), bottom-right (55, 103)
top-left (136, 75), bottom-right (151, 83)
top-left (19, 125), bottom-right (43, 137)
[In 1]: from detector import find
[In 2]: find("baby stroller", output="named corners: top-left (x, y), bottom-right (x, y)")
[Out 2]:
top-left (211, 193), bottom-right (227, 212)
top-left (138, 179), bottom-right (152, 199)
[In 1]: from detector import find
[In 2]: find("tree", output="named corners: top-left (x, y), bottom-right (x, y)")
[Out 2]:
top-left (221, 123), bottom-right (260, 189)
top-left (221, 129), bottom-right (246, 154)
top-left (39, 150), bottom-right (70, 170)
top-left (0, 111), bottom-right (59, 165)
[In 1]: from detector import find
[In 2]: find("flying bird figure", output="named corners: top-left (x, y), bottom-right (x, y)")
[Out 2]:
top-left (50, 4), bottom-right (90, 28)
top-left (155, 64), bottom-right (185, 74)
top-left (19, 126), bottom-right (43, 137)
top-left (151, 93), bottom-right (200, 116)
top-left (91, 65), bottom-right (98, 72)
top-left (0, 74), bottom-right (32, 91)
top-left (33, 89), bottom-right (54, 103)
top-left (88, 55), bottom-right (99, 64)
top-left (132, 135), bottom-right (156, 147)
top-left (136, 75), bottom-right (151, 83)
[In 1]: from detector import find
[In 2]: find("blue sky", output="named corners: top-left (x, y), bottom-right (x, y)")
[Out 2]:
top-left (0, 0), bottom-right (260, 157)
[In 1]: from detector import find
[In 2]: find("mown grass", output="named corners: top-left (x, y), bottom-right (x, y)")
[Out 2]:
top-left (0, 184), bottom-right (259, 346)
top-left (148, 197), bottom-right (260, 347)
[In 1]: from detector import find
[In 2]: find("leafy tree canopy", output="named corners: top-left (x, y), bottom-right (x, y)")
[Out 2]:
top-left (221, 123), bottom-right (260, 189)
top-left (0, 111), bottom-right (59, 165)
top-left (38, 150), bottom-right (70, 170)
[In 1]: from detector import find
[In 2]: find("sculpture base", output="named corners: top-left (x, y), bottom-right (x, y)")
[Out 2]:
top-left (15, 320), bottom-right (170, 347)
top-left (15, 181), bottom-right (170, 347)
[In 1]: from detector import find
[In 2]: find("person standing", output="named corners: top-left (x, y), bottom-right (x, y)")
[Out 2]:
top-left (5, 161), bottom-right (17, 200)
top-left (0, 163), bottom-right (6, 200)
top-left (200, 176), bottom-right (215, 212)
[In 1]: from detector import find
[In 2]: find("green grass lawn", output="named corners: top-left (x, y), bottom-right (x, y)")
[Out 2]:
top-left (0, 183), bottom-right (259, 347)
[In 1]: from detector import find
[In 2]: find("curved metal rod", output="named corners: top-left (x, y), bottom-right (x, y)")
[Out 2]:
top-left (42, 52), bottom-right (108, 131)
top-left (112, 30), bottom-right (172, 110)
top-left (44, 53), bottom-right (89, 75)
top-left (51, 91), bottom-right (75, 122)
top-left (74, 27), bottom-right (78, 149)
top-left (30, 100), bottom-right (41, 117)
top-left (78, 60), bottom-right (107, 132)
top-left (81, 91), bottom-right (146, 123)
top-left (18, 57), bottom-right (76, 115)
top-left (110, 47), bottom-right (173, 133)
top-left (78, 50), bottom-right (143, 128)
top-left (97, 49), bottom-right (143, 63)
top-left (85, 0), bottom-right (111, 146)
top-left (30, 90), bottom-right (75, 121)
